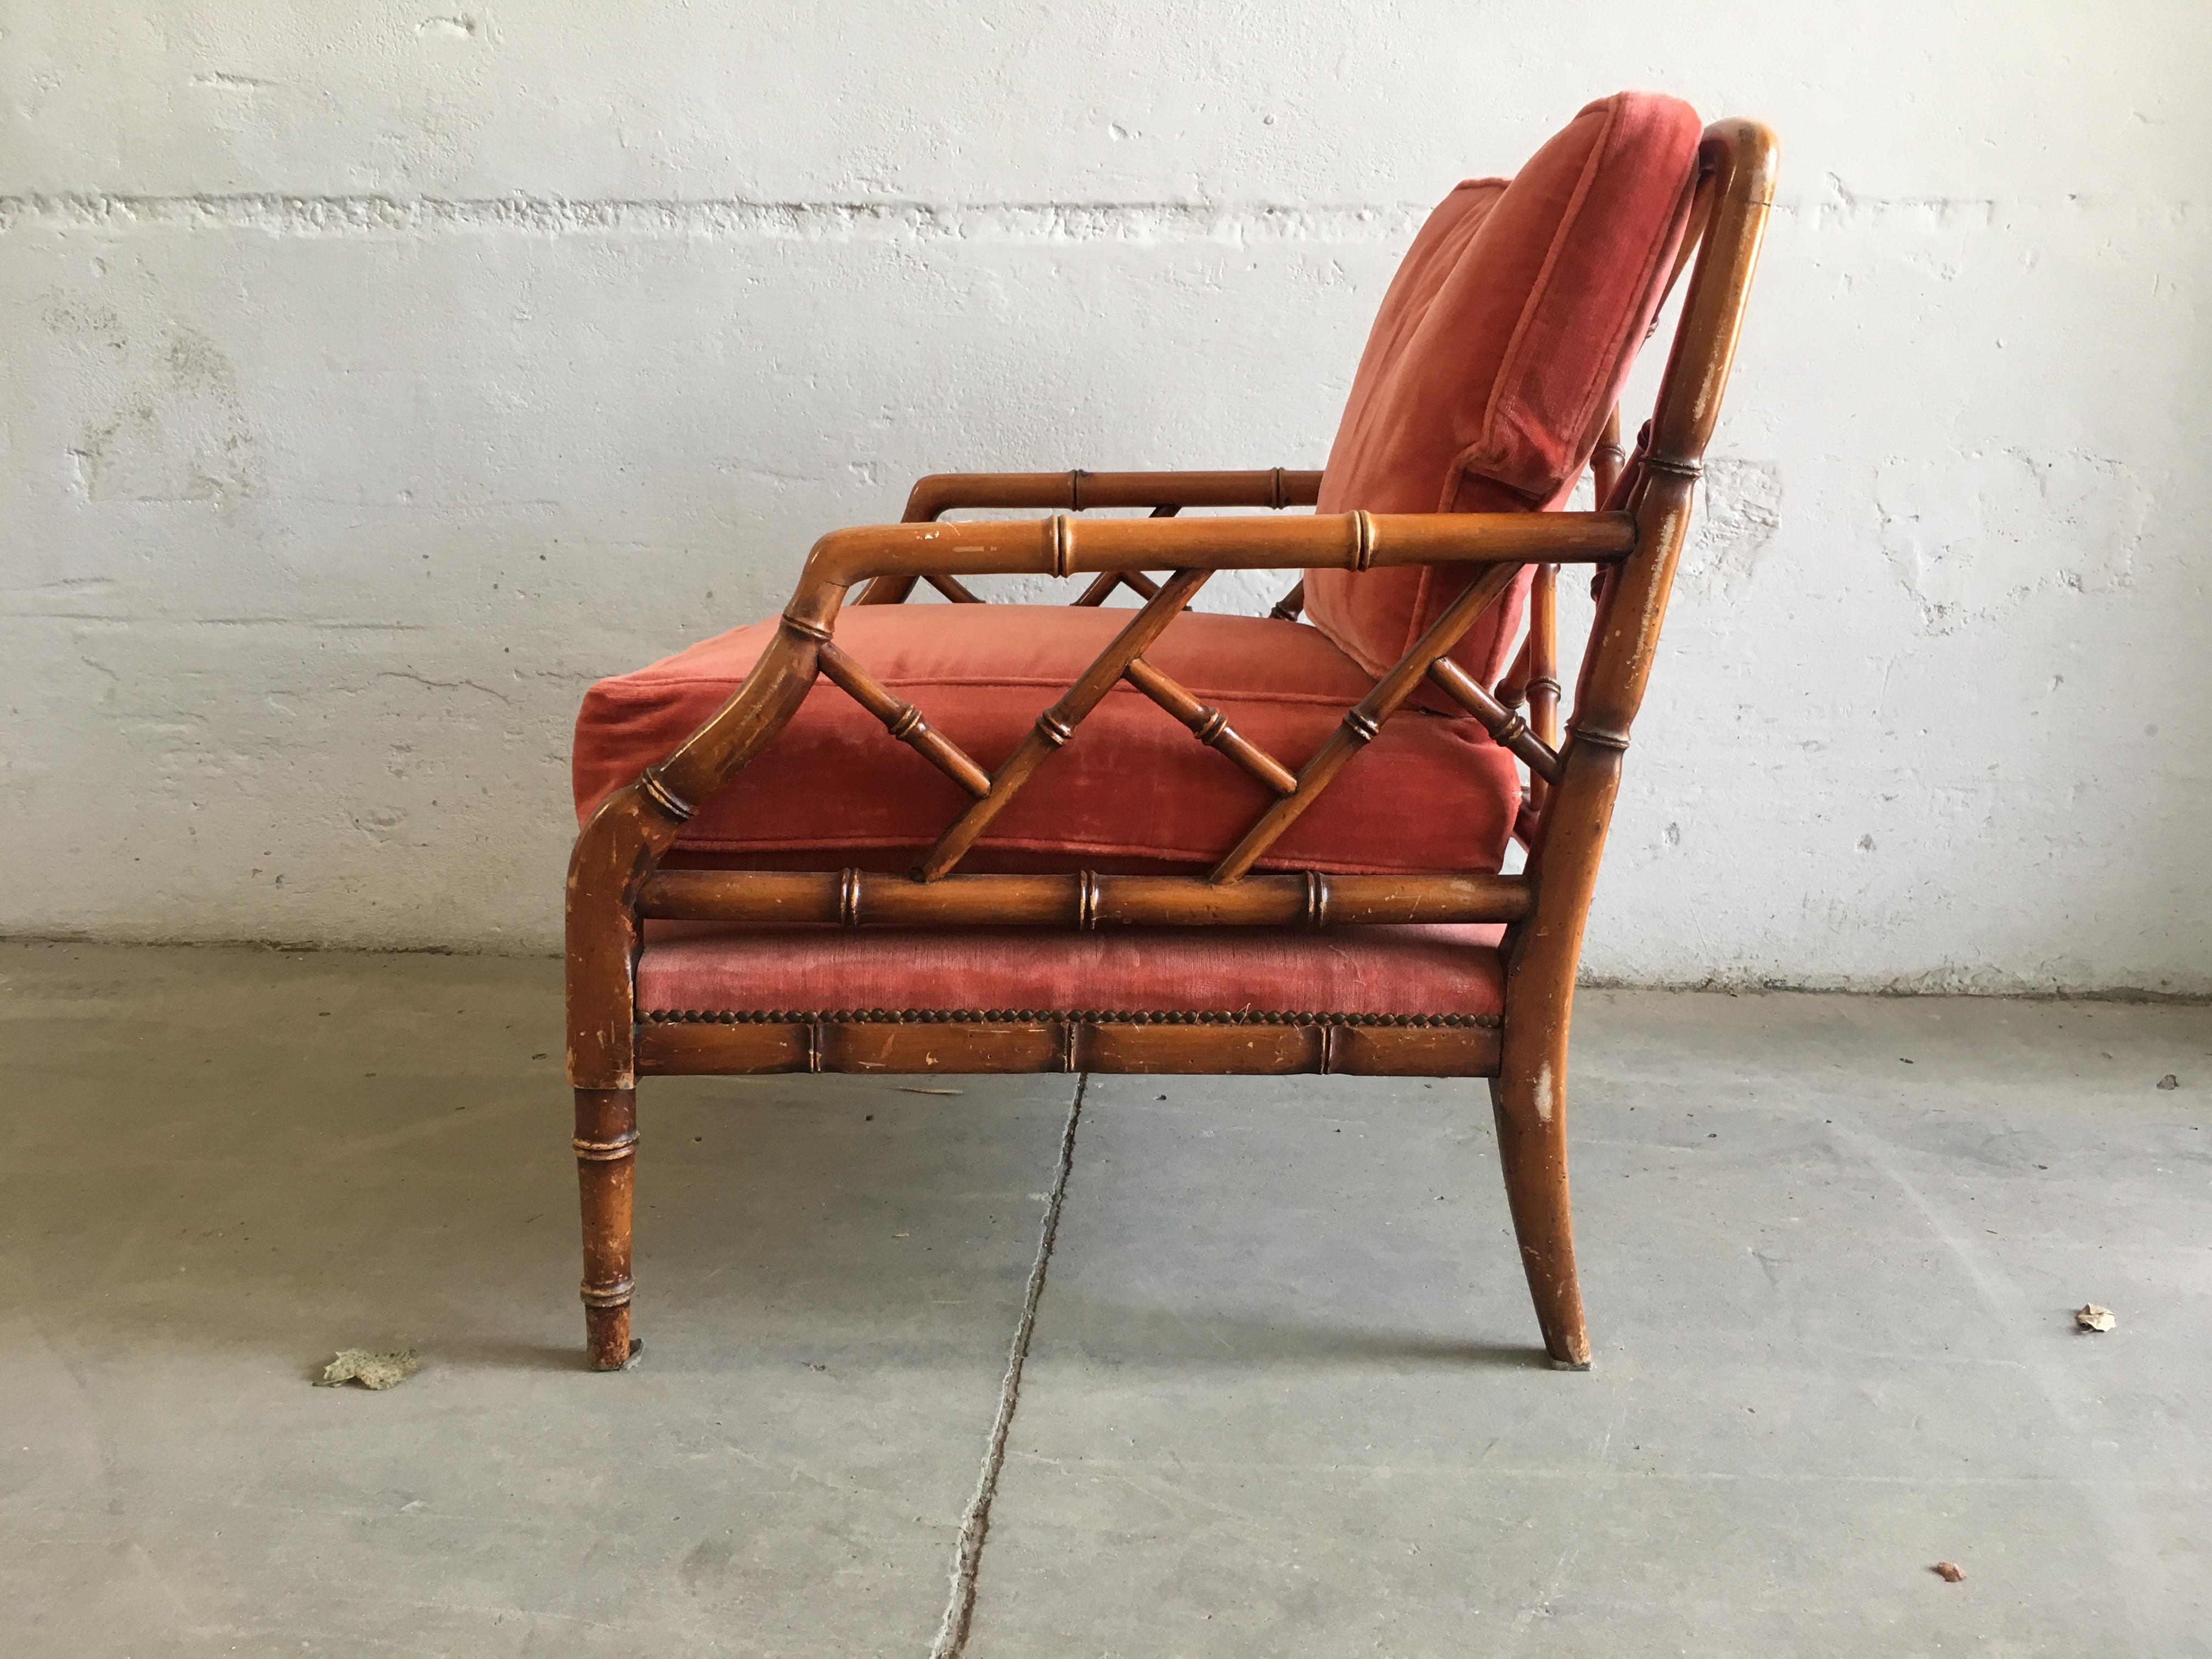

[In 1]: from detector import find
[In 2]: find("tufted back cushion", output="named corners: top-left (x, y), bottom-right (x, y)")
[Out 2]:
top-left (1306, 92), bottom-right (1703, 680)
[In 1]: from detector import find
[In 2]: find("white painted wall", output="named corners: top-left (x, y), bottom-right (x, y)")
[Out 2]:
top-left (3, 3), bottom-right (2205, 992)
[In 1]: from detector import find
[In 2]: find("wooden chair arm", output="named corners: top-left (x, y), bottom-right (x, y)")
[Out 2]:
top-left (797, 509), bottom-right (1634, 608)
top-left (902, 468), bottom-right (1322, 521)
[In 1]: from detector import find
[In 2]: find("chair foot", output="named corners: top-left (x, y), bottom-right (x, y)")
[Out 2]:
top-left (575, 1087), bottom-right (638, 1372)
top-left (585, 1307), bottom-right (639, 1372)
top-left (1491, 1076), bottom-right (1591, 1369)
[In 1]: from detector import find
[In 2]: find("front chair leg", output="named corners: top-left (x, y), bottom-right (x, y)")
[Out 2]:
top-left (574, 1087), bottom-right (639, 1370)
top-left (1489, 1070), bottom-right (1592, 1369)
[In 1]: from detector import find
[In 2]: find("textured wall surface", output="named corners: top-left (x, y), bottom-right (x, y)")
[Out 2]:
top-left (3, 4), bottom-right (2205, 991)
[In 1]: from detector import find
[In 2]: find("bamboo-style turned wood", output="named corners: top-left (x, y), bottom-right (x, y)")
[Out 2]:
top-left (1121, 657), bottom-right (1300, 796)
top-left (1268, 579), bottom-right (1306, 622)
top-left (1426, 657), bottom-right (1562, 784)
top-left (919, 567), bottom-right (1211, 879)
top-left (803, 508), bottom-right (1633, 592)
top-left (1590, 405), bottom-right (1627, 505)
top-left (635, 1014), bottom-right (1501, 1080)
top-left (1525, 561), bottom-right (1562, 814)
top-left (638, 868), bottom-right (1531, 927)
top-left (1211, 562), bottom-right (1525, 883)
top-left (905, 467), bottom-right (1323, 521)
top-left (1074, 507), bottom-right (1176, 606)
top-left (563, 116), bottom-right (1779, 1372)
top-left (816, 639), bottom-right (992, 798)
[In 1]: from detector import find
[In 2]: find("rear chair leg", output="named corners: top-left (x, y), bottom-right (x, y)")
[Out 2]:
top-left (574, 1087), bottom-right (639, 1370)
top-left (1489, 1070), bottom-right (1592, 1369)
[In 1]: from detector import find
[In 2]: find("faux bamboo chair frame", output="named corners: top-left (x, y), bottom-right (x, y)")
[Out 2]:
top-left (567, 120), bottom-right (1776, 1372)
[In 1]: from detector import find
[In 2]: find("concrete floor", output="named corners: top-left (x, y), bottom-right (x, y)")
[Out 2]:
top-left (2, 944), bottom-right (2205, 1657)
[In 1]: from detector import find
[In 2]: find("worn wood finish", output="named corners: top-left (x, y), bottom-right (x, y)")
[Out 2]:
top-left (565, 118), bottom-right (1776, 1371)
top-left (635, 1013), bottom-right (1502, 1079)
top-left (638, 868), bottom-right (1531, 927)
top-left (574, 1087), bottom-right (637, 1371)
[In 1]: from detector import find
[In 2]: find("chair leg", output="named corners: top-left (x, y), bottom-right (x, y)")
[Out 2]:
top-left (1489, 1071), bottom-right (1592, 1370)
top-left (574, 1087), bottom-right (639, 1371)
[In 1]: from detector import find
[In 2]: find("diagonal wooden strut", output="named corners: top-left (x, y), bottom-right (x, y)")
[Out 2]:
top-left (1122, 657), bottom-right (1298, 796)
top-left (1209, 562), bottom-right (1525, 883)
top-left (1426, 658), bottom-right (1561, 785)
top-left (817, 639), bottom-right (992, 798)
top-left (926, 573), bottom-right (985, 603)
top-left (918, 567), bottom-right (1212, 879)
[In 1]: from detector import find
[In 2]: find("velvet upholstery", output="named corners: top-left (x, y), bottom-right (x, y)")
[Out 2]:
top-left (575, 605), bottom-right (1522, 876)
top-left (1306, 91), bottom-right (1702, 679)
top-left (637, 923), bottom-right (1505, 1018)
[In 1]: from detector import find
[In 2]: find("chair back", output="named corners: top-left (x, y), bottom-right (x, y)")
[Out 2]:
top-left (1306, 92), bottom-right (1705, 682)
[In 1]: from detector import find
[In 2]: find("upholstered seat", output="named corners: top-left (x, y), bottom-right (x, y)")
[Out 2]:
top-left (575, 602), bottom-right (1525, 877)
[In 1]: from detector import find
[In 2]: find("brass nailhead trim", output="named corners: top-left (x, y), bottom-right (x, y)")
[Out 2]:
top-left (637, 769), bottom-right (695, 823)
top-left (642, 1007), bottom-right (1500, 1029)
top-left (579, 1277), bottom-right (634, 1308)
top-left (573, 1131), bottom-right (639, 1162)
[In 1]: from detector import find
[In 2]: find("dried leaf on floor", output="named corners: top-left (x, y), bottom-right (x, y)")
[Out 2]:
top-left (2075, 1304), bottom-right (2117, 1333)
top-left (2156, 1074), bottom-right (2179, 1091)
top-left (1933, 1561), bottom-right (1966, 1583)
top-left (316, 1348), bottom-right (420, 1390)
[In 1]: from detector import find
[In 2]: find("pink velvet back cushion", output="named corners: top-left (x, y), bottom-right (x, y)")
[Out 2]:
top-left (1306, 92), bottom-right (1703, 679)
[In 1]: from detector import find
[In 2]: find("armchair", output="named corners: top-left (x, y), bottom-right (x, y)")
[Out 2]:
top-left (566, 95), bottom-right (1775, 1372)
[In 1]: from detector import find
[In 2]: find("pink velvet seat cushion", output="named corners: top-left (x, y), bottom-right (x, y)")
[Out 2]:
top-left (575, 604), bottom-right (1522, 876)
top-left (637, 924), bottom-right (1504, 1018)
top-left (1306, 91), bottom-right (1703, 678)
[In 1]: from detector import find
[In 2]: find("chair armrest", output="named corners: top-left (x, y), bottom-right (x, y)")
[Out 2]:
top-left (795, 508), bottom-right (1633, 612)
top-left (903, 468), bottom-right (1322, 521)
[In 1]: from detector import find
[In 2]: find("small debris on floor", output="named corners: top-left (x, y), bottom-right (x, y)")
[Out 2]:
top-left (2157, 1074), bottom-right (2179, 1090)
top-left (2075, 1304), bottom-right (2117, 1333)
top-left (1933, 1561), bottom-right (1966, 1583)
top-left (315, 1348), bottom-right (419, 1390)
top-left (898, 1086), bottom-right (962, 1096)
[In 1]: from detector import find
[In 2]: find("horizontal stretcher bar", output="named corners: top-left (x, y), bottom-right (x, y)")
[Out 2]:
top-left (635, 1013), bottom-right (1502, 1078)
top-left (637, 868), bottom-right (1533, 927)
